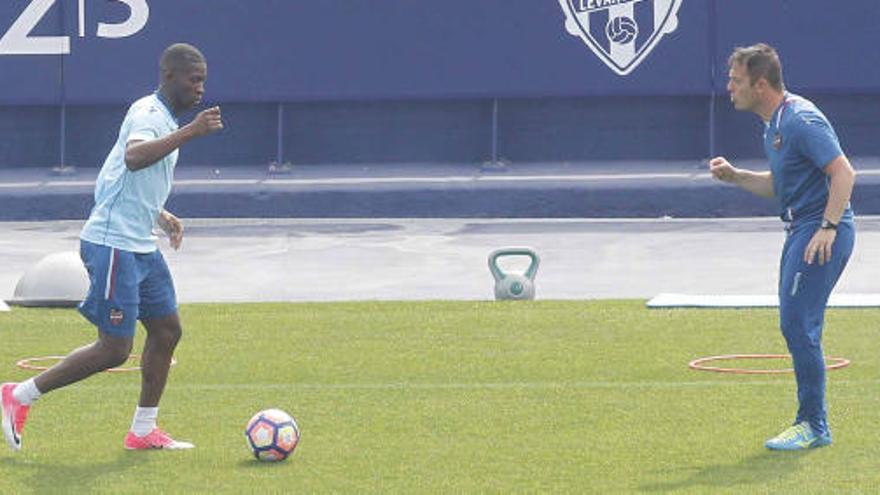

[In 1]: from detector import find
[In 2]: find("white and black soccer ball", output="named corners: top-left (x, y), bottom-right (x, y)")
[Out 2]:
top-left (606, 16), bottom-right (638, 45)
top-left (245, 408), bottom-right (300, 462)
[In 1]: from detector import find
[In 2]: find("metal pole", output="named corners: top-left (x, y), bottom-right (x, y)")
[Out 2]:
top-left (59, 0), bottom-right (67, 168)
top-left (60, 103), bottom-right (67, 168)
top-left (708, 0), bottom-right (718, 158)
top-left (491, 98), bottom-right (499, 164)
top-left (276, 103), bottom-right (284, 165)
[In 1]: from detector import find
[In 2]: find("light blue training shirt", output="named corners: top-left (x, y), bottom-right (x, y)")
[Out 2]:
top-left (80, 93), bottom-right (180, 253)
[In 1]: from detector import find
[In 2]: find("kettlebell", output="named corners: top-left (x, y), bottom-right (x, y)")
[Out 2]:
top-left (488, 248), bottom-right (540, 301)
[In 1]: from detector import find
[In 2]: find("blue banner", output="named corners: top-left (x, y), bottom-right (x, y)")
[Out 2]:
top-left (0, 0), bottom-right (877, 104)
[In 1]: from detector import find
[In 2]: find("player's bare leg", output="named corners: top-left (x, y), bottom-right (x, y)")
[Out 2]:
top-left (35, 333), bottom-right (133, 393)
top-left (3, 332), bottom-right (132, 451)
top-left (125, 312), bottom-right (192, 450)
top-left (139, 312), bottom-right (182, 407)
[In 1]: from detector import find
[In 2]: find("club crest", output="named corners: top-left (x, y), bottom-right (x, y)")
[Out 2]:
top-left (110, 308), bottom-right (124, 326)
top-left (558, 0), bottom-right (683, 76)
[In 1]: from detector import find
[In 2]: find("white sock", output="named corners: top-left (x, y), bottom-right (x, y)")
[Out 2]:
top-left (13, 378), bottom-right (42, 406)
top-left (130, 407), bottom-right (159, 437)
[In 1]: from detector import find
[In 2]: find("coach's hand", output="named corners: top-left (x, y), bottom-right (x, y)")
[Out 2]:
top-left (189, 106), bottom-right (223, 137)
top-left (159, 210), bottom-right (184, 250)
top-left (804, 228), bottom-right (836, 265)
top-left (708, 157), bottom-right (740, 184)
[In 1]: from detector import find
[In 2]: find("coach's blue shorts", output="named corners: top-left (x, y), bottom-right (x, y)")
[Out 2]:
top-left (77, 240), bottom-right (178, 337)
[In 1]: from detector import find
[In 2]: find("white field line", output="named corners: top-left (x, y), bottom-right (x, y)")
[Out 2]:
top-left (70, 378), bottom-right (879, 392)
top-left (0, 182), bottom-right (42, 188)
top-left (261, 173), bottom-right (701, 186)
top-left (4, 168), bottom-right (880, 190)
top-left (0, 172), bottom-right (706, 190)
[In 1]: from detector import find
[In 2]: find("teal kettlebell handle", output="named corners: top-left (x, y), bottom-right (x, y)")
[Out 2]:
top-left (488, 248), bottom-right (540, 281)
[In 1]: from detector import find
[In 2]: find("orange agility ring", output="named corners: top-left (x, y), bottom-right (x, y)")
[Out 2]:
top-left (16, 354), bottom-right (177, 373)
top-left (689, 354), bottom-right (850, 374)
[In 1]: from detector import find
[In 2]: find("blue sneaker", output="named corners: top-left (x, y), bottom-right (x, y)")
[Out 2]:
top-left (765, 421), bottom-right (832, 451)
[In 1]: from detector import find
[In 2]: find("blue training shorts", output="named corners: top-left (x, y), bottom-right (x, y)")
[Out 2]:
top-left (77, 239), bottom-right (178, 337)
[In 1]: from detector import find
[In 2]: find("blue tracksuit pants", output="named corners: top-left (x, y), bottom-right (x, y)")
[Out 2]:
top-left (778, 219), bottom-right (855, 437)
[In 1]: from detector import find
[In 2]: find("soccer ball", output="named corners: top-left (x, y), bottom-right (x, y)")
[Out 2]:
top-left (606, 16), bottom-right (638, 45)
top-left (245, 408), bottom-right (300, 462)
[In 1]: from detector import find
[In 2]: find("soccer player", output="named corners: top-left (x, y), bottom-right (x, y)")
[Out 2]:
top-left (709, 44), bottom-right (856, 450)
top-left (2, 43), bottom-right (223, 451)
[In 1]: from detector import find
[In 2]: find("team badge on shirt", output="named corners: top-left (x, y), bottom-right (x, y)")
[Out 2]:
top-left (773, 133), bottom-right (782, 150)
top-left (110, 309), bottom-right (124, 326)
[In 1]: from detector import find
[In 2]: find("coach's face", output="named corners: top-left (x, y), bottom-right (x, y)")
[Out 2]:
top-left (727, 62), bottom-right (758, 113)
top-left (167, 62), bottom-right (207, 111)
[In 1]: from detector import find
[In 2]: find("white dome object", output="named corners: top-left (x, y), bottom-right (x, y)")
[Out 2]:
top-left (11, 252), bottom-right (89, 308)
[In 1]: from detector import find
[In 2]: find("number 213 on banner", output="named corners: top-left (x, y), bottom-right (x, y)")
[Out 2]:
top-left (0, 0), bottom-right (149, 55)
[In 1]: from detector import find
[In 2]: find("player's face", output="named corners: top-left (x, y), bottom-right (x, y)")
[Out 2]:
top-left (169, 63), bottom-right (207, 110)
top-left (727, 63), bottom-right (757, 112)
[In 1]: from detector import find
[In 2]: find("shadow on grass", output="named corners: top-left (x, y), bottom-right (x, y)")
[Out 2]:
top-left (236, 458), bottom-right (292, 469)
top-left (1, 450), bottom-right (143, 494)
top-left (638, 449), bottom-right (817, 492)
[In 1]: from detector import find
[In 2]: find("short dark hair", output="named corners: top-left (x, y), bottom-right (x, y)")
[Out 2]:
top-left (728, 43), bottom-right (784, 91)
top-left (160, 43), bottom-right (205, 74)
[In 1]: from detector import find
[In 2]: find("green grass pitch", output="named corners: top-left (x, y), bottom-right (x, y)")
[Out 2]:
top-left (1, 301), bottom-right (878, 493)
